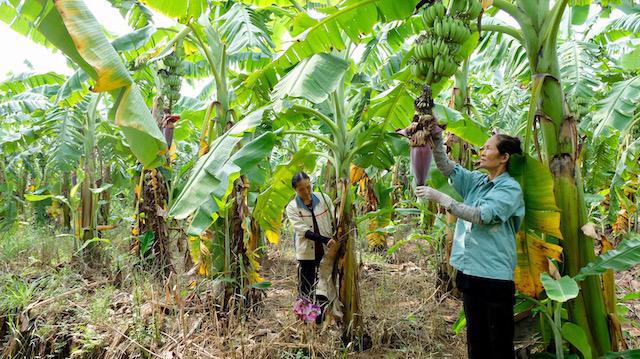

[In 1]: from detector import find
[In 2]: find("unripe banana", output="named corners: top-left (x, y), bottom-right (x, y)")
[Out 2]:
top-left (468, 1), bottom-right (482, 19)
top-left (421, 61), bottom-right (430, 76)
top-left (411, 62), bottom-right (422, 77)
top-left (437, 2), bottom-right (445, 18)
top-left (422, 7), bottom-right (433, 26)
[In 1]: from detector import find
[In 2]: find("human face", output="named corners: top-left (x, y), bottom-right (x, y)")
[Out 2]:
top-left (294, 178), bottom-right (312, 204)
top-left (478, 135), bottom-right (509, 172)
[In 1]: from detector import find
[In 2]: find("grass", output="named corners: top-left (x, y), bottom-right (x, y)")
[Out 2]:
top-left (0, 218), bottom-right (638, 358)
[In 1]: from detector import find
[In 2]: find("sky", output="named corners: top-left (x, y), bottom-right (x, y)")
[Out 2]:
top-left (0, 0), bottom-right (174, 80)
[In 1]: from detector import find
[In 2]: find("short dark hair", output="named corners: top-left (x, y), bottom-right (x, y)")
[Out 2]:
top-left (495, 134), bottom-right (523, 156)
top-left (291, 172), bottom-right (310, 188)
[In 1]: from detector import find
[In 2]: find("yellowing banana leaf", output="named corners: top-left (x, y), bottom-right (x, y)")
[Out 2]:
top-left (509, 155), bottom-right (564, 297)
top-left (509, 155), bottom-right (563, 238)
top-left (514, 231), bottom-right (563, 297)
top-left (21, 0), bottom-right (168, 168)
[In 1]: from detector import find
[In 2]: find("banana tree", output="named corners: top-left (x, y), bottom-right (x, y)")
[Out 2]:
top-left (351, 167), bottom-right (393, 252)
top-left (1, 0), bottom-right (170, 261)
top-left (483, 1), bottom-right (614, 356)
top-left (269, 47), bottom-right (410, 340)
top-left (133, 0), bottom-right (287, 306)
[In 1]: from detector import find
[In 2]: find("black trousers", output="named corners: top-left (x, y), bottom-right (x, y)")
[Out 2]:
top-left (298, 259), bottom-right (320, 299)
top-left (298, 260), bottom-right (328, 322)
top-left (456, 271), bottom-right (516, 359)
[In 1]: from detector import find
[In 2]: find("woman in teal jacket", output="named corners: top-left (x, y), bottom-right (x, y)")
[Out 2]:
top-left (415, 130), bottom-right (525, 359)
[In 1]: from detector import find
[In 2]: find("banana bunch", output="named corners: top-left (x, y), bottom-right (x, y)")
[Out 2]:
top-left (433, 17), bottom-right (472, 44)
top-left (421, 2), bottom-right (446, 27)
top-left (414, 37), bottom-right (450, 60)
top-left (160, 42), bottom-right (185, 106)
top-left (462, 0), bottom-right (483, 20)
top-left (411, 0), bottom-right (480, 84)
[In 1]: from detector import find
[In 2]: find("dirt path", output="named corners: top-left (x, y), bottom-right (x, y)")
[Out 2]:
top-left (186, 247), bottom-right (469, 358)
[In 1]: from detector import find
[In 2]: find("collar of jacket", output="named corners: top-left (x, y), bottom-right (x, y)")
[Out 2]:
top-left (295, 193), bottom-right (320, 210)
top-left (480, 170), bottom-right (512, 186)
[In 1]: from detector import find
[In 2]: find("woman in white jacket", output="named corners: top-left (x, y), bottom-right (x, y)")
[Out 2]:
top-left (285, 172), bottom-right (339, 323)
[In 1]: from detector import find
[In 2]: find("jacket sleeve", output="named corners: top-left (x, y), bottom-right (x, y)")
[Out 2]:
top-left (476, 182), bottom-right (523, 225)
top-left (285, 202), bottom-right (312, 235)
top-left (431, 131), bottom-right (456, 177)
top-left (305, 230), bottom-right (330, 243)
top-left (448, 166), bottom-right (485, 200)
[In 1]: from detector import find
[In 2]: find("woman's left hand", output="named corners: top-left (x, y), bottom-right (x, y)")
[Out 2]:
top-left (327, 239), bottom-right (337, 248)
top-left (415, 186), bottom-right (454, 209)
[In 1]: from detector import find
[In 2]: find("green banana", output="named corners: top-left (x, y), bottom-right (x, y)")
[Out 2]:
top-left (426, 41), bottom-right (433, 58)
top-left (426, 66), bottom-right (434, 83)
top-left (420, 42), bottom-right (428, 59)
top-left (443, 20), bottom-right (451, 39)
top-left (440, 40), bottom-right (448, 55)
top-left (436, 2), bottom-right (445, 18)
top-left (414, 42), bottom-right (423, 59)
top-left (411, 62), bottom-right (422, 78)
top-left (422, 7), bottom-right (433, 26)
top-left (421, 61), bottom-right (431, 76)
top-left (468, 0), bottom-right (482, 19)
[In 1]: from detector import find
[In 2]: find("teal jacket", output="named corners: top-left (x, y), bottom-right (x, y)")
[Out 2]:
top-left (448, 164), bottom-right (525, 281)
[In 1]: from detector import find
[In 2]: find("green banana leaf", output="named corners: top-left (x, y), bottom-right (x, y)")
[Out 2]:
top-left (510, 155), bottom-right (564, 297)
top-left (602, 349), bottom-right (640, 359)
top-left (0, 72), bottom-right (67, 95)
top-left (170, 107), bottom-right (273, 221)
top-left (370, 81), bottom-right (415, 130)
top-left (561, 322), bottom-right (592, 359)
top-left (140, 0), bottom-right (207, 22)
top-left (0, 92), bottom-right (51, 115)
top-left (509, 155), bottom-right (563, 238)
top-left (609, 138), bottom-right (640, 224)
top-left (593, 76), bottom-right (640, 136)
top-left (272, 53), bottom-right (350, 105)
top-left (253, 147), bottom-right (317, 244)
top-left (540, 273), bottom-right (579, 303)
top-left (239, 0), bottom-right (302, 7)
top-left (245, 0), bottom-right (418, 87)
top-left (0, 0), bottom-right (56, 49)
top-left (574, 235), bottom-right (640, 281)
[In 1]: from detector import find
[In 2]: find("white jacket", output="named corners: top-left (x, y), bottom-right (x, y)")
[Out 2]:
top-left (285, 192), bottom-right (335, 261)
top-left (285, 192), bottom-right (342, 318)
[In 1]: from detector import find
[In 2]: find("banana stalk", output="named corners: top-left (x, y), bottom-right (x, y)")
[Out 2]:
top-left (488, 0), bottom-right (613, 355)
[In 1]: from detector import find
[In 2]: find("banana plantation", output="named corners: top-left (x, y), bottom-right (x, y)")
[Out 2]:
top-left (1, 0), bottom-right (640, 357)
